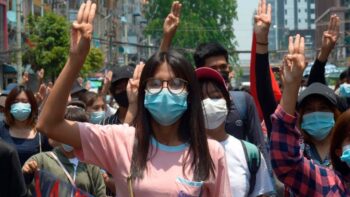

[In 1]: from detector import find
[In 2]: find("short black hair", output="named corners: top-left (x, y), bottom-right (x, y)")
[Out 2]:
top-left (193, 42), bottom-right (229, 68)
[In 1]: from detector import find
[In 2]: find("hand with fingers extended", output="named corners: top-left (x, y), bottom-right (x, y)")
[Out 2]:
top-left (280, 34), bottom-right (306, 115)
top-left (101, 70), bottom-right (113, 95)
top-left (318, 15), bottom-right (340, 62)
top-left (160, 1), bottom-right (182, 52)
top-left (124, 62), bottom-right (145, 124)
top-left (281, 34), bottom-right (306, 86)
top-left (35, 83), bottom-right (48, 104)
top-left (254, 0), bottom-right (271, 44)
top-left (21, 72), bottom-right (29, 85)
top-left (37, 68), bottom-right (45, 82)
top-left (163, 1), bottom-right (182, 37)
top-left (69, 0), bottom-right (97, 62)
top-left (127, 62), bottom-right (145, 106)
top-left (22, 160), bottom-right (39, 175)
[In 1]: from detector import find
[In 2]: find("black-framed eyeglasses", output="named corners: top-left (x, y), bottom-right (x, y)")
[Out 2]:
top-left (145, 78), bottom-right (188, 95)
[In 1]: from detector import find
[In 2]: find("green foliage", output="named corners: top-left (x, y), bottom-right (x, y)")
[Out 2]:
top-left (23, 13), bottom-right (69, 80)
top-left (81, 47), bottom-right (105, 77)
top-left (144, 0), bottom-right (238, 64)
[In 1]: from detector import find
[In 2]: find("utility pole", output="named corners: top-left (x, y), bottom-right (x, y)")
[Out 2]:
top-left (41, 0), bottom-right (44, 16)
top-left (147, 35), bottom-right (151, 57)
top-left (16, 0), bottom-right (22, 83)
top-left (124, 22), bottom-right (128, 65)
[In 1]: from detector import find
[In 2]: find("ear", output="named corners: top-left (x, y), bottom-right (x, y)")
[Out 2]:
top-left (335, 148), bottom-right (342, 157)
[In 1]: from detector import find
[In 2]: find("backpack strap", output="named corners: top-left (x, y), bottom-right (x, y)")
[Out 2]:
top-left (230, 91), bottom-right (248, 121)
top-left (240, 140), bottom-right (261, 195)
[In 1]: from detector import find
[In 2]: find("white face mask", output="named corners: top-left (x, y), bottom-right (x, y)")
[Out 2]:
top-left (202, 98), bottom-right (228, 130)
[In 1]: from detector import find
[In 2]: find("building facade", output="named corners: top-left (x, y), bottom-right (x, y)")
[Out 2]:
top-left (315, 0), bottom-right (350, 65)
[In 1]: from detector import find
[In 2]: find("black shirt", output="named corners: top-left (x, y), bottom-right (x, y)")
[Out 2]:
top-left (0, 139), bottom-right (27, 197)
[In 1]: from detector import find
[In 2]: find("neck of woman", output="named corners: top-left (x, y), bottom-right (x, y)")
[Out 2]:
top-left (206, 123), bottom-right (228, 142)
top-left (10, 122), bottom-right (35, 138)
top-left (151, 120), bottom-right (183, 146)
top-left (312, 135), bottom-right (332, 161)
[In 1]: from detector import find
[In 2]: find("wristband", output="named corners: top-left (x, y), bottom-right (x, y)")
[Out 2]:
top-left (256, 41), bottom-right (268, 46)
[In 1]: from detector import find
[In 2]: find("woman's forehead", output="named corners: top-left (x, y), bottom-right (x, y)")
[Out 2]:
top-left (152, 62), bottom-right (176, 80)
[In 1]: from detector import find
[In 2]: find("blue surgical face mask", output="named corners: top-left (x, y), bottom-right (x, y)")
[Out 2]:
top-left (301, 112), bottom-right (335, 141)
top-left (340, 144), bottom-right (350, 168)
top-left (144, 89), bottom-right (188, 126)
top-left (339, 83), bottom-right (350, 98)
top-left (90, 111), bottom-right (105, 124)
top-left (10, 102), bottom-right (32, 121)
top-left (62, 144), bottom-right (74, 152)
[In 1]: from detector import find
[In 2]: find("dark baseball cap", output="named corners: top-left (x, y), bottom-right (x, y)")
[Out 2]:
top-left (111, 66), bottom-right (135, 84)
top-left (70, 80), bottom-right (87, 95)
top-left (298, 82), bottom-right (337, 107)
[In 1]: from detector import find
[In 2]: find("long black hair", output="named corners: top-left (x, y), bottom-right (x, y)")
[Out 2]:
top-left (130, 50), bottom-right (215, 181)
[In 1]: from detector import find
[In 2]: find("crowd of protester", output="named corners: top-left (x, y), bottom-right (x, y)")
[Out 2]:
top-left (1, 0), bottom-right (350, 196)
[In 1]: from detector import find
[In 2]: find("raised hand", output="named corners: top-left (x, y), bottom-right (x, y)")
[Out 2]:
top-left (22, 160), bottom-right (38, 175)
top-left (254, 0), bottom-right (271, 43)
top-left (163, 1), bottom-right (182, 36)
top-left (21, 72), bottom-right (29, 85)
top-left (101, 70), bottom-right (113, 96)
top-left (281, 34), bottom-right (306, 85)
top-left (280, 34), bottom-right (306, 114)
top-left (37, 68), bottom-right (45, 81)
top-left (127, 62), bottom-right (145, 105)
top-left (160, 1), bottom-right (182, 52)
top-left (35, 83), bottom-right (48, 104)
top-left (318, 15), bottom-right (340, 62)
top-left (70, 0), bottom-right (97, 60)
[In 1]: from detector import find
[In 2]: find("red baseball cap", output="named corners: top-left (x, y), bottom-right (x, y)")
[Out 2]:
top-left (195, 67), bottom-right (227, 90)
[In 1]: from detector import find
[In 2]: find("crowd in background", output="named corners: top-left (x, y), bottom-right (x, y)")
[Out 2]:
top-left (1, 0), bottom-right (350, 196)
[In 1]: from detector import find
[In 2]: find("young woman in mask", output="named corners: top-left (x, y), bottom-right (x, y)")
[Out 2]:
top-left (80, 91), bottom-right (106, 124)
top-left (36, 1), bottom-right (231, 196)
top-left (22, 101), bottom-right (106, 197)
top-left (271, 34), bottom-right (350, 196)
top-left (0, 86), bottom-right (51, 165)
top-left (297, 82), bottom-right (340, 167)
top-left (197, 67), bottom-right (274, 197)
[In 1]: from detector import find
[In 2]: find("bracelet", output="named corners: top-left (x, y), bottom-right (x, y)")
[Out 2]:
top-left (256, 41), bottom-right (269, 46)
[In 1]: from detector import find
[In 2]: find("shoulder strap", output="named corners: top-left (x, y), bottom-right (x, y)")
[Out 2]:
top-left (230, 91), bottom-right (248, 120)
top-left (240, 140), bottom-right (261, 195)
top-left (48, 152), bottom-right (76, 186)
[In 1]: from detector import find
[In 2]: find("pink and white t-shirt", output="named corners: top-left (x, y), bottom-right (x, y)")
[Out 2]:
top-left (74, 123), bottom-right (231, 197)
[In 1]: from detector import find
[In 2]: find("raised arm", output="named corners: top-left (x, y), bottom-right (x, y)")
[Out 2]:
top-left (159, 1), bottom-right (182, 52)
top-left (271, 35), bottom-right (345, 195)
top-left (307, 15), bottom-right (340, 86)
top-left (36, 1), bottom-right (97, 149)
top-left (251, 0), bottom-right (277, 133)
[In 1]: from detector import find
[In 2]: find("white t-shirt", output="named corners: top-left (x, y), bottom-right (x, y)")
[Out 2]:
top-left (220, 135), bottom-right (274, 197)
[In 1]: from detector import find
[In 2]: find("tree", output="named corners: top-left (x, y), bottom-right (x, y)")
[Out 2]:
top-left (81, 47), bottom-right (105, 77)
top-left (144, 0), bottom-right (238, 63)
top-left (23, 13), bottom-right (69, 81)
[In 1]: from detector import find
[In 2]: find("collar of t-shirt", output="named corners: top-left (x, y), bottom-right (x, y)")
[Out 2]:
top-left (150, 137), bottom-right (189, 152)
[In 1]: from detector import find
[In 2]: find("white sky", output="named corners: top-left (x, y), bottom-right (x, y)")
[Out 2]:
top-left (233, 0), bottom-right (258, 66)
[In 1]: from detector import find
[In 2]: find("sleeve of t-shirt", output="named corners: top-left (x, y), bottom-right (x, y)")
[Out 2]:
top-left (74, 122), bottom-right (135, 174)
top-left (250, 153), bottom-right (275, 197)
